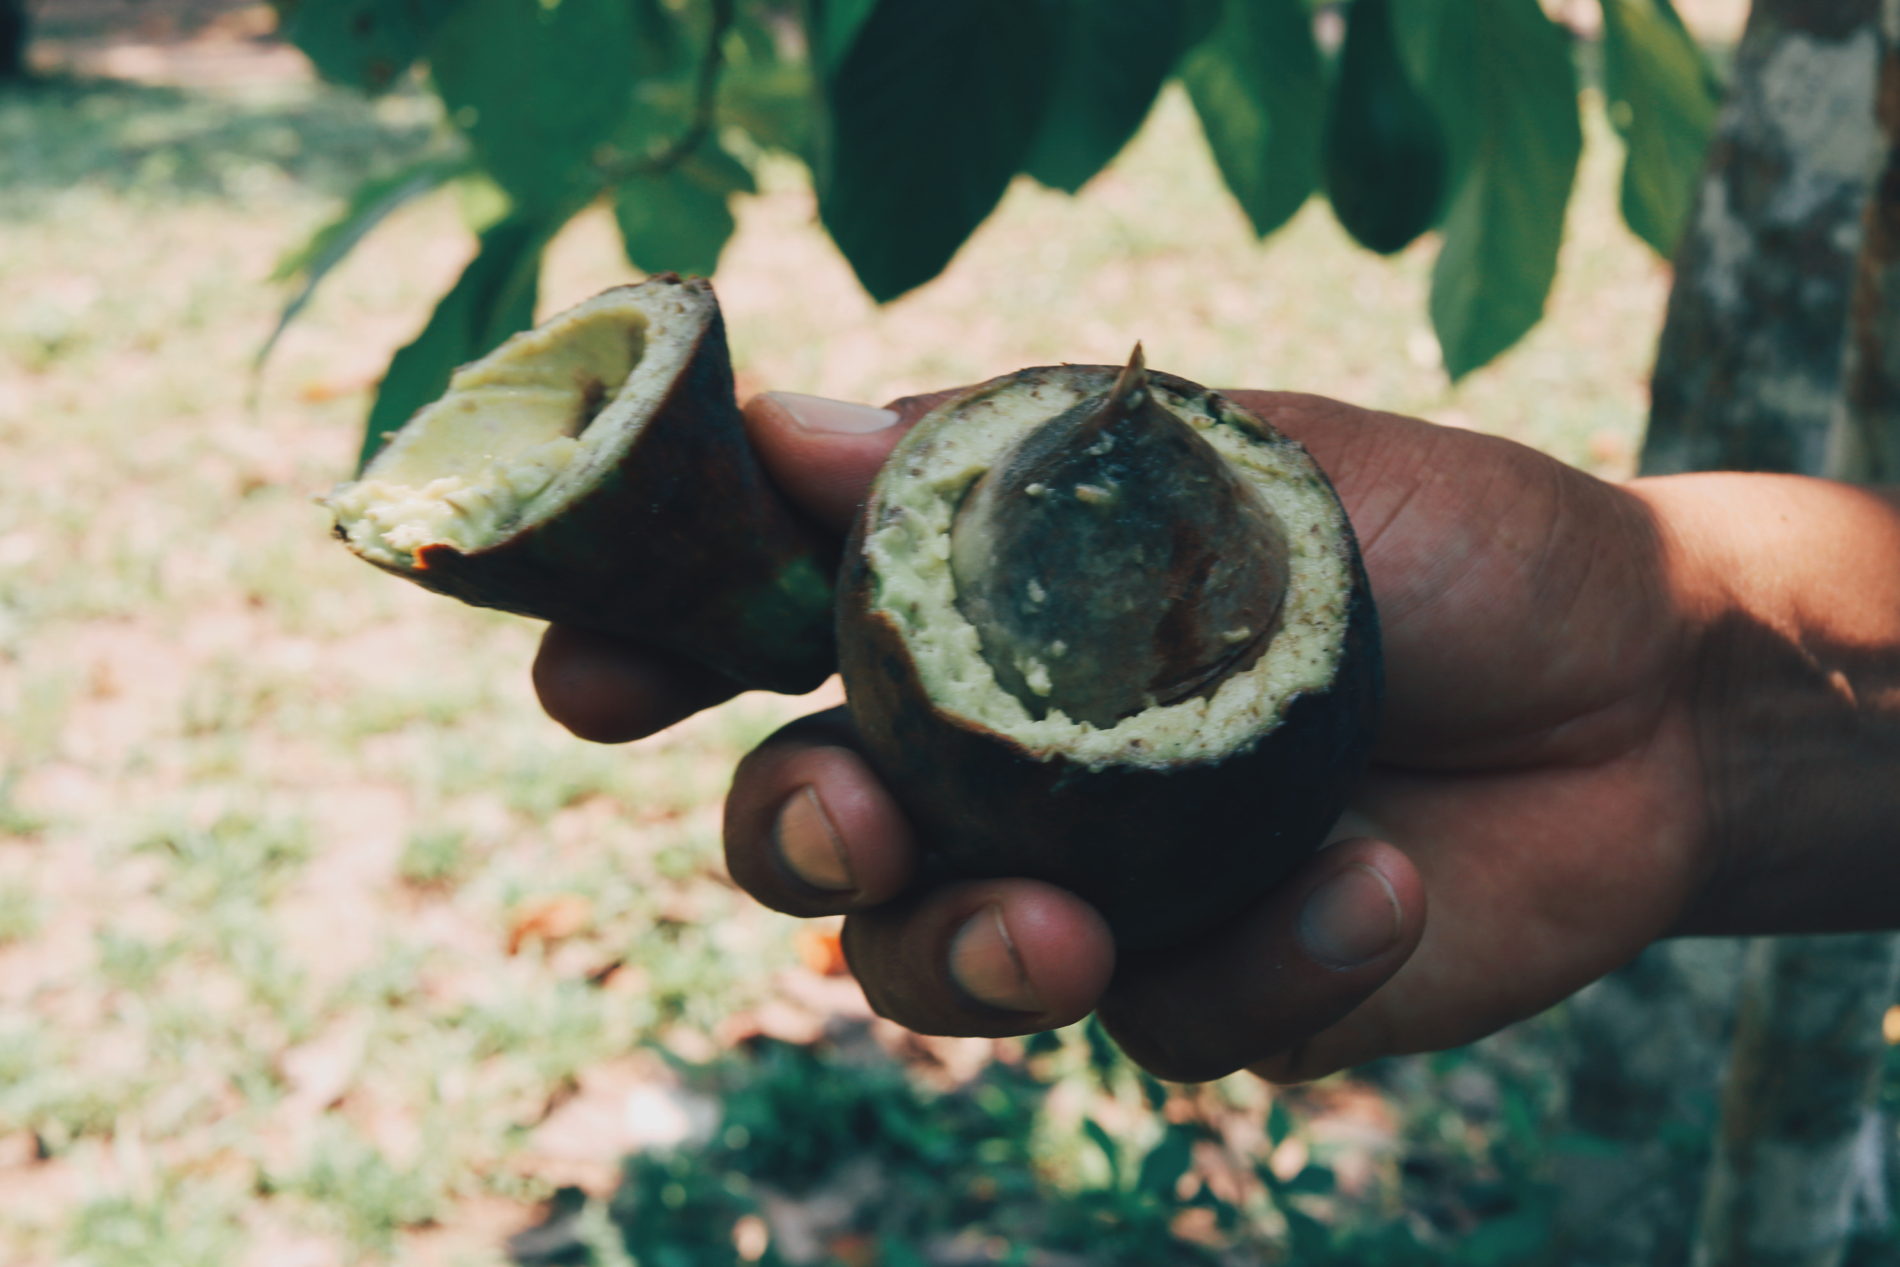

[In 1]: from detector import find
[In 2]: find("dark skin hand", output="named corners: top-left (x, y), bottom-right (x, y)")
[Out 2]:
top-left (535, 388), bottom-right (1900, 1083)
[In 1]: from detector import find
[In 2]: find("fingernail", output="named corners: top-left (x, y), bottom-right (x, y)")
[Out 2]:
top-left (1298, 863), bottom-right (1401, 968)
top-left (949, 905), bottom-right (1043, 1013)
top-left (773, 786), bottom-right (855, 892)
top-left (766, 391), bottom-right (899, 434)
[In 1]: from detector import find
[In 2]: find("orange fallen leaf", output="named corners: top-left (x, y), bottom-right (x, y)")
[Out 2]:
top-left (507, 894), bottom-right (594, 955)
top-left (793, 924), bottom-right (848, 977)
top-left (827, 1233), bottom-right (877, 1267)
top-left (297, 374), bottom-right (377, 404)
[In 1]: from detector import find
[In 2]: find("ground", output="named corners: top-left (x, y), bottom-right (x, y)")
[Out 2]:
top-left (0, 3), bottom-right (1821, 1265)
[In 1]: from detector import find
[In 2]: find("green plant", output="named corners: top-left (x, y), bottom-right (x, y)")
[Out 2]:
top-left (584, 1022), bottom-right (1573, 1265)
top-left (65, 1185), bottom-right (247, 1267)
top-left (269, 0), bottom-right (1721, 466)
top-left (399, 825), bottom-right (472, 889)
top-left (0, 880), bottom-right (41, 944)
top-left (271, 1120), bottom-right (446, 1253)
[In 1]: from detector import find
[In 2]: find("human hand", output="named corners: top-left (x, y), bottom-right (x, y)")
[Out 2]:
top-left (535, 386), bottom-right (1877, 1083)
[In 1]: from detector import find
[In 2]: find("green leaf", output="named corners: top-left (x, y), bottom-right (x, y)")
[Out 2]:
top-left (807, 0), bottom-right (880, 73)
top-left (629, 0), bottom-right (689, 80)
top-left (274, 0), bottom-right (466, 92)
top-left (1599, 0), bottom-right (1720, 257)
top-left (1457, 1209), bottom-right (1555, 1266)
top-left (877, 1236), bottom-right (932, 1267)
top-left (258, 152), bottom-right (469, 376)
top-left (1265, 1099), bottom-right (1293, 1148)
top-left (358, 215), bottom-right (549, 471)
top-left (1082, 1014), bottom-right (1121, 1088)
top-left (1082, 1117), bottom-right (1123, 1190)
top-left (1024, 0), bottom-right (1219, 194)
top-left (427, 0), bottom-right (635, 212)
top-left (1282, 1207), bottom-right (1334, 1255)
top-left (1180, 0), bottom-right (1326, 238)
top-left (816, 0), bottom-right (1059, 302)
top-left (1282, 1163), bottom-right (1335, 1195)
top-left (1323, 0), bottom-right (1448, 253)
top-left (1397, 0), bottom-right (1582, 378)
top-left (1134, 1126), bottom-right (1195, 1198)
top-left (722, 61), bottom-right (817, 159)
top-left (613, 143), bottom-right (755, 277)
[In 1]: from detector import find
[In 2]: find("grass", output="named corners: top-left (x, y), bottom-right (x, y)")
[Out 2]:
top-left (0, 12), bottom-right (1782, 1267)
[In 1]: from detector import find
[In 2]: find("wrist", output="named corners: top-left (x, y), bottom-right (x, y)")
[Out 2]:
top-left (1633, 473), bottom-right (1900, 933)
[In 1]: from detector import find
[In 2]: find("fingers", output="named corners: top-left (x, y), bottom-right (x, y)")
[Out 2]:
top-left (742, 393), bottom-right (912, 532)
top-left (723, 709), bottom-right (920, 917)
top-left (533, 625), bottom-right (740, 743)
top-left (843, 880), bottom-right (1115, 1038)
top-left (740, 387), bottom-right (977, 532)
top-left (537, 388), bottom-right (947, 740)
top-left (723, 708), bottom-right (1114, 1035)
top-left (1097, 839), bottom-right (1424, 1084)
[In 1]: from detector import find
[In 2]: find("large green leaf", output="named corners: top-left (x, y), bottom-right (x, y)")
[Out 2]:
top-left (274, 0), bottom-right (465, 92)
top-left (613, 142), bottom-right (756, 278)
top-left (1599, 0), bottom-right (1720, 258)
top-left (1024, 0), bottom-right (1219, 194)
top-left (722, 61), bottom-right (817, 159)
top-left (816, 0), bottom-right (1059, 302)
top-left (1134, 1125), bottom-right (1196, 1197)
top-left (1180, 0), bottom-right (1326, 238)
top-left (358, 216), bottom-right (548, 471)
top-left (1396, 0), bottom-right (1582, 378)
top-left (1323, 0), bottom-right (1448, 254)
top-left (807, 0), bottom-right (880, 74)
top-left (427, 0), bottom-right (635, 212)
top-left (629, 0), bottom-right (689, 80)
top-left (259, 152), bottom-right (470, 375)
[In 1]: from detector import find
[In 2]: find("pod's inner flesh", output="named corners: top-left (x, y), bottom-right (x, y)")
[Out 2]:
top-left (326, 284), bottom-right (703, 566)
top-left (862, 367), bottom-right (1356, 769)
top-left (949, 351), bottom-right (1289, 728)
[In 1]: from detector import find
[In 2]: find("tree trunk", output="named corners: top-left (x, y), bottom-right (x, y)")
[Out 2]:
top-left (1834, 0), bottom-right (1900, 478)
top-left (1557, 2), bottom-right (1886, 1263)
top-left (1691, 5), bottom-right (1900, 1262)
top-left (1554, 942), bottom-right (1746, 1267)
top-left (0, 0), bottom-right (26, 82)
top-left (1694, 937), bottom-right (1899, 1267)
top-left (1641, 0), bottom-right (1881, 476)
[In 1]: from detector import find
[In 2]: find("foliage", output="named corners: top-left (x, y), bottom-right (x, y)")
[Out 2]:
top-left (266, 0), bottom-right (1726, 464)
top-left (1401, 0), bottom-right (1583, 379)
top-left (571, 1024), bottom-right (1573, 1266)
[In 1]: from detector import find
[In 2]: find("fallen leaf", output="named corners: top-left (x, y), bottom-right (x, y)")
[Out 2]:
top-left (827, 1232), bottom-right (877, 1267)
top-left (278, 1015), bottom-right (370, 1121)
top-left (793, 923), bottom-right (848, 977)
top-left (297, 374), bottom-right (377, 404)
top-left (507, 893), bottom-right (594, 955)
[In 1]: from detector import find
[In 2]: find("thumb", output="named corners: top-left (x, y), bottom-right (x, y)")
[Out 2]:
top-left (743, 391), bottom-right (925, 532)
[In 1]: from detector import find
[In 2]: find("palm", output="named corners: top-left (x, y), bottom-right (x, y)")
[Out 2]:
top-left (1229, 394), bottom-right (1708, 1075)
top-left (539, 387), bottom-right (1717, 1083)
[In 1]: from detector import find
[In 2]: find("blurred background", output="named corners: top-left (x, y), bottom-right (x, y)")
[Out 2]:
top-left (15, 1), bottom-right (1888, 1265)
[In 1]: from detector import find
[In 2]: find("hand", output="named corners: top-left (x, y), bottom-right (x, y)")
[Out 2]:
top-left (534, 388), bottom-right (1890, 1083)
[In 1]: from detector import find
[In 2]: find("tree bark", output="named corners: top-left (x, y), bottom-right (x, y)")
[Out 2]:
top-left (0, 0), bottom-right (26, 82)
top-left (1834, 0), bottom-right (1900, 478)
top-left (1641, 0), bottom-right (1881, 476)
top-left (1557, 3), bottom-right (1886, 1263)
top-left (1689, 6), bottom-right (1900, 1263)
top-left (1694, 937), bottom-right (1899, 1267)
top-left (1554, 942), bottom-right (1746, 1267)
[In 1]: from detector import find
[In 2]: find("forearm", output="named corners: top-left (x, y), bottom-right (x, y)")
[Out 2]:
top-left (1636, 474), bottom-right (1900, 933)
